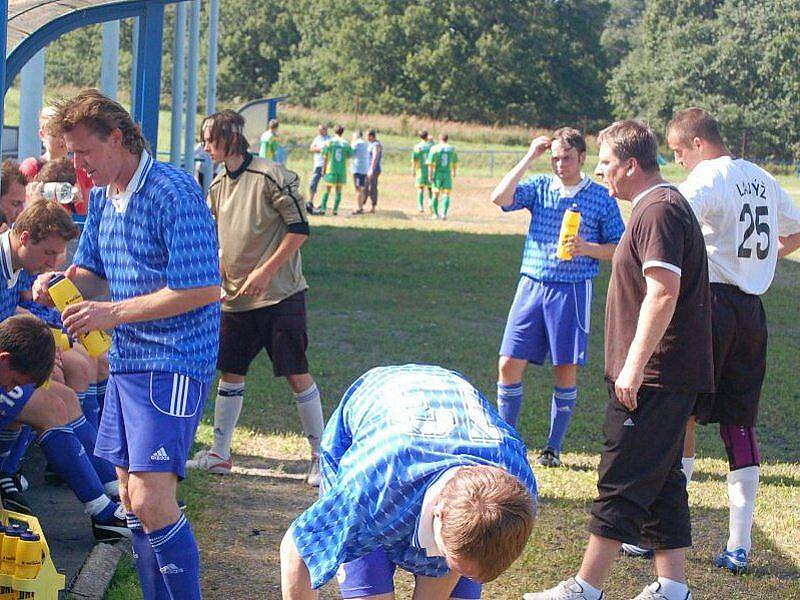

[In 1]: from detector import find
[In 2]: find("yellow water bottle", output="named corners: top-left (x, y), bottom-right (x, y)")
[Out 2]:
top-left (0, 526), bottom-right (23, 576)
top-left (47, 274), bottom-right (111, 357)
top-left (14, 532), bottom-right (42, 580)
top-left (556, 203), bottom-right (582, 261)
top-left (0, 527), bottom-right (8, 600)
top-left (49, 327), bottom-right (70, 352)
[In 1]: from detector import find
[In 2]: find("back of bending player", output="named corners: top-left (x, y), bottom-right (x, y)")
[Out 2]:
top-left (490, 129), bottom-right (623, 467)
top-left (280, 365), bottom-right (537, 600)
top-left (663, 108), bottom-right (800, 573)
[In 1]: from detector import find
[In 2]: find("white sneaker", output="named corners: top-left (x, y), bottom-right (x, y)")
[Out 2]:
top-left (524, 577), bottom-right (603, 599)
top-left (630, 582), bottom-right (692, 600)
top-left (186, 449), bottom-right (232, 474)
top-left (305, 455), bottom-right (321, 487)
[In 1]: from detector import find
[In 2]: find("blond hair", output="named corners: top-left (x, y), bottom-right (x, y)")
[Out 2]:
top-left (439, 466), bottom-right (536, 582)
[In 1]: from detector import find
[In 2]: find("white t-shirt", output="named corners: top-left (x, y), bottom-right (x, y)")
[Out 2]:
top-left (311, 134), bottom-right (330, 168)
top-left (679, 156), bottom-right (800, 295)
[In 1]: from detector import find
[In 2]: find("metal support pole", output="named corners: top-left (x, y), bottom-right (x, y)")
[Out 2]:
top-left (202, 0), bottom-right (220, 191)
top-left (183, 0), bottom-right (200, 172)
top-left (130, 16), bottom-right (139, 103)
top-left (0, 0), bottom-right (7, 162)
top-left (100, 21), bottom-right (120, 100)
top-left (18, 49), bottom-right (45, 159)
top-left (131, 5), bottom-right (165, 150)
top-left (170, 3), bottom-right (186, 166)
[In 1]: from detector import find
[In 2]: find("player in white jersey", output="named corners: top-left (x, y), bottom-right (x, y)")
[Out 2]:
top-left (655, 108), bottom-right (800, 574)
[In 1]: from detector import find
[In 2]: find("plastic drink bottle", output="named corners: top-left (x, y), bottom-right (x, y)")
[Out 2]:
top-left (50, 328), bottom-right (70, 351)
top-left (42, 182), bottom-right (76, 205)
top-left (556, 204), bottom-right (581, 260)
top-left (0, 527), bottom-right (23, 576)
top-left (14, 531), bottom-right (42, 581)
top-left (47, 275), bottom-right (111, 357)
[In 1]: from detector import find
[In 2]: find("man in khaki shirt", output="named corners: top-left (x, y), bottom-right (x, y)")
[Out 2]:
top-left (187, 110), bottom-right (324, 486)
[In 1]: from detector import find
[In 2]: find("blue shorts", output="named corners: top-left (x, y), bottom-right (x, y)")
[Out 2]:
top-left (0, 385), bottom-right (36, 429)
top-left (499, 276), bottom-right (592, 366)
top-left (95, 372), bottom-right (208, 479)
top-left (352, 173), bottom-right (367, 188)
top-left (336, 548), bottom-right (482, 599)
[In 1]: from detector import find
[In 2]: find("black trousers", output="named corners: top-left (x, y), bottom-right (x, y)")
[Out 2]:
top-left (589, 383), bottom-right (695, 550)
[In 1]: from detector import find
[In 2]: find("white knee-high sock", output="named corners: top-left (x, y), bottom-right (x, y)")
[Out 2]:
top-left (293, 382), bottom-right (324, 455)
top-left (727, 465), bottom-right (759, 553)
top-left (682, 455), bottom-right (695, 484)
top-left (212, 381), bottom-right (244, 459)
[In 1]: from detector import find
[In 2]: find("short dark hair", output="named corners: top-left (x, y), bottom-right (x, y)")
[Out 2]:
top-left (552, 127), bottom-right (586, 155)
top-left (202, 110), bottom-right (250, 157)
top-left (440, 133), bottom-right (448, 142)
top-left (419, 129), bottom-right (429, 140)
top-left (0, 315), bottom-right (55, 388)
top-left (13, 199), bottom-right (79, 244)
top-left (333, 124), bottom-right (344, 136)
top-left (35, 158), bottom-right (77, 185)
top-left (49, 89), bottom-right (149, 155)
top-left (367, 129), bottom-right (377, 138)
top-left (1, 160), bottom-right (26, 199)
top-left (667, 107), bottom-right (725, 148)
top-left (598, 120), bottom-right (659, 172)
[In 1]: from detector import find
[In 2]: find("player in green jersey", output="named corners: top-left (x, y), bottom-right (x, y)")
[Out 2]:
top-left (412, 130), bottom-right (434, 214)
top-left (259, 119), bottom-right (280, 161)
top-left (426, 133), bottom-right (458, 219)
top-left (320, 125), bottom-right (353, 215)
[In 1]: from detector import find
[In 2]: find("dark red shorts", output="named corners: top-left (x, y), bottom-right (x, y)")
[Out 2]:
top-left (217, 291), bottom-right (309, 377)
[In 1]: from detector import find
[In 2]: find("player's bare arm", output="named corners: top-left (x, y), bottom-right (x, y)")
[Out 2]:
top-left (565, 236), bottom-right (617, 260)
top-left (237, 233), bottom-right (307, 298)
top-left (60, 285), bottom-right (219, 337)
top-left (614, 267), bottom-right (680, 410)
top-left (778, 231), bottom-right (800, 258)
top-left (490, 135), bottom-right (551, 207)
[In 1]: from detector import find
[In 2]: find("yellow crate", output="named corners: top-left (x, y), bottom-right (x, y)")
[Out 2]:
top-left (0, 503), bottom-right (65, 600)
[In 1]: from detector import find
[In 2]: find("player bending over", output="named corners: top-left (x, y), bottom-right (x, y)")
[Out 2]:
top-left (280, 364), bottom-right (536, 600)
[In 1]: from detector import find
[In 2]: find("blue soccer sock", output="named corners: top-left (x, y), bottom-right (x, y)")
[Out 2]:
top-left (82, 385), bottom-right (100, 430)
top-left (128, 513), bottom-right (169, 599)
top-left (38, 426), bottom-right (111, 513)
top-left (546, 386), bottom-right (577, 453)
top-left (149, 514), bottom-right (201, 600)
top-left (497, 381), bottom-right (523, 427)
top-left (0, 427), bottom-right (21, 472)
top-left (67, 416), bottom-right (119, 497)
top-left (1, 426), bottom-right (35, 475)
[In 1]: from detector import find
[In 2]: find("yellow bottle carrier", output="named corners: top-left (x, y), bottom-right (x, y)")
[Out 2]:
top-left (0, 503), bottom-right (64, 599)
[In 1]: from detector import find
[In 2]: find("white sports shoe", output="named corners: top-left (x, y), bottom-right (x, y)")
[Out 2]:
top-left (524, 577), bottom-right (603, 600)
top-left (305, 455), bottom-right (321, 487)
top-left (185, 449), bottom-right (233, 474)
top-left (630, 582), bottom-right (692, 600)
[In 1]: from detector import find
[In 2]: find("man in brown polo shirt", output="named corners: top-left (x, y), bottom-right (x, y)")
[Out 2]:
top-left (526, 121), bottom-right (713, 600)
top-left (187, 110), bottom-right (324, 486)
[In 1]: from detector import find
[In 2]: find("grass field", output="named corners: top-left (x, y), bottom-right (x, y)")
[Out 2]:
top-left (103, 154), bottom-right (800, 598)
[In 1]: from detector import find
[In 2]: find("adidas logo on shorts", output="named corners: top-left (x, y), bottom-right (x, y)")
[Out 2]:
top-left (150, 447), bottom-right (171, 461)
top-left (623, 417), bottom-right (635, 427)
top-left (160, 563), bottom-right (184, 575)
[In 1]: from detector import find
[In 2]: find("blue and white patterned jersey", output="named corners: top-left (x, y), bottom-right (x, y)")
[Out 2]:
top-left (0, 230), bottom-right (21, 322)
top-left (73, 151), bottom-right (220, 382)
top-left (291, 364), bottom-right (537, 589)
top-left (503, 174), bottom-right (625, 282)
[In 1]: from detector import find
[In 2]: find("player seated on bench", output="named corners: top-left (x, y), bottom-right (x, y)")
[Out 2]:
top-left (280, 364), bottom-right (537, 600)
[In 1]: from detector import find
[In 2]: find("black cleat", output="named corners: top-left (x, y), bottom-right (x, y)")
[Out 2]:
top-left (535, 447), bottom-right (561, 468)
top-left (0, 473), bottom-right (32, 514)
top-left (91, 505), bottom-right (132, 542)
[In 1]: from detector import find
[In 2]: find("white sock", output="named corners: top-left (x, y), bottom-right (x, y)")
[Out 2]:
top-left (681, 456), bottom-right (695, 484)
top-left (213, 381), bottom-right (245, 459)
top-left (574, 575), bottom-right (602, 600)
top-left (104, 479), bottom-right (120, 498)
top-left (293, 382), bottom-right (324, 455)
top-left (727, 465), bottom-right (759, 553)
top-left (656, 577), bottom-right (689, 600)
top-left (84, 494), bottom-right (112, 517)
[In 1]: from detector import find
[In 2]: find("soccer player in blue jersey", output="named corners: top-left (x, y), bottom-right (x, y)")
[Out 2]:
top-left (490, 128), bottom-right (625, 468)
top-left (0, 201), bottom-right (125, 538)
top-left (280, 364), bottom-right (537, 599)
top-left (36, 90), bottom-right (220, 600)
